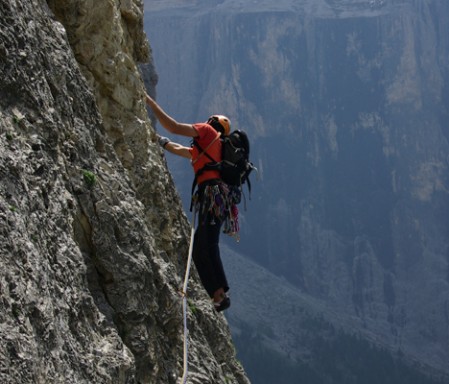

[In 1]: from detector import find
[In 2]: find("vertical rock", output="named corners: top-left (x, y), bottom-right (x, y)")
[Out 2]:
top-left (0, 0), bottom-right (250, 383)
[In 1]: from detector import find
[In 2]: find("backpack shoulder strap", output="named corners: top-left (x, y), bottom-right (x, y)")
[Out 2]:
top-left (189, 133), bottom-right (222, 210)
top-left (191, 132), bottom-right (221, 165)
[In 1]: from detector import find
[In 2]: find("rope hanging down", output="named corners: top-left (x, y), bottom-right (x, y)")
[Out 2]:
top-left (180, 207), bottom-right (197, 384)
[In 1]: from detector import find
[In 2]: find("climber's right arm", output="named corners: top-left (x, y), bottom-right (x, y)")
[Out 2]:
top-left (157, 135), bottom-right (191, 159)
top-left (164, 141), bottom-right (191, 159)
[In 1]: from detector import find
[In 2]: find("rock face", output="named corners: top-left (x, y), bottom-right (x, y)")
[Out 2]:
top-left (0, 0), bottom-right (249, 383)
top-left (144, 0), bottom-right (449, 382)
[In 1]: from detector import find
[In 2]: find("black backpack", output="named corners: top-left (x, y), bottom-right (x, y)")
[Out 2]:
top-left (191, 129), bottom-right (256, 199)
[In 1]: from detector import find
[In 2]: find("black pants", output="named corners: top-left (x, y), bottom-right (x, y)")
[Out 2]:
top-left (192, 188), bottom-right (229, 298)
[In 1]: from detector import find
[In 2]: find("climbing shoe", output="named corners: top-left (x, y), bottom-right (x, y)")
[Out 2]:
top-left (214, 296), bottom-right (231, 312)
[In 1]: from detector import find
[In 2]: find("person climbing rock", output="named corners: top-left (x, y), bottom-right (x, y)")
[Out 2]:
top-left (145, 93), bottom-right (237, 312)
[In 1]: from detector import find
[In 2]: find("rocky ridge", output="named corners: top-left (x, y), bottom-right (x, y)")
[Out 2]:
top-left (0, 0), bottom-right (249, 383)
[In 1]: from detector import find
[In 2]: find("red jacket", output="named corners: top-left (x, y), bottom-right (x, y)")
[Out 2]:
top-left (189, 123), bottom-right (221, 184)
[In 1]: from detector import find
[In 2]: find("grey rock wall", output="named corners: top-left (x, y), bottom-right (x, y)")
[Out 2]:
top-left (0, 0), bottom-right (249, 383)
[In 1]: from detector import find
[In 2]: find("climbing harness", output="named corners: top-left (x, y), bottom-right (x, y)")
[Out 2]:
top-left (192, 182), bottom-right (240, 239)
top-left (180, 205), bottom-right (197, 384)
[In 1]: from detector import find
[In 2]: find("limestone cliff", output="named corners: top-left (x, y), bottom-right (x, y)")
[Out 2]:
top-left (0, 0), bottom-right (249, 383)
top-left (145, 0), bottom-right (449, 382)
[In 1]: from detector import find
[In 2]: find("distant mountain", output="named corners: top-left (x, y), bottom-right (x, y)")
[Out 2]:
top-left (144, 0), bottom-right (449, 382)
top-left (223, 245), bottom-right (447, 384)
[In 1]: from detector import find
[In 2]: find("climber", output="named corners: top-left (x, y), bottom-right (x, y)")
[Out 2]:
top-left (145, 93), bottom-right (233, 312)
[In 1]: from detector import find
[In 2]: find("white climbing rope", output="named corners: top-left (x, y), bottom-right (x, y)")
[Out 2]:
top-left (180, 207), bottom-right (197, 384)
